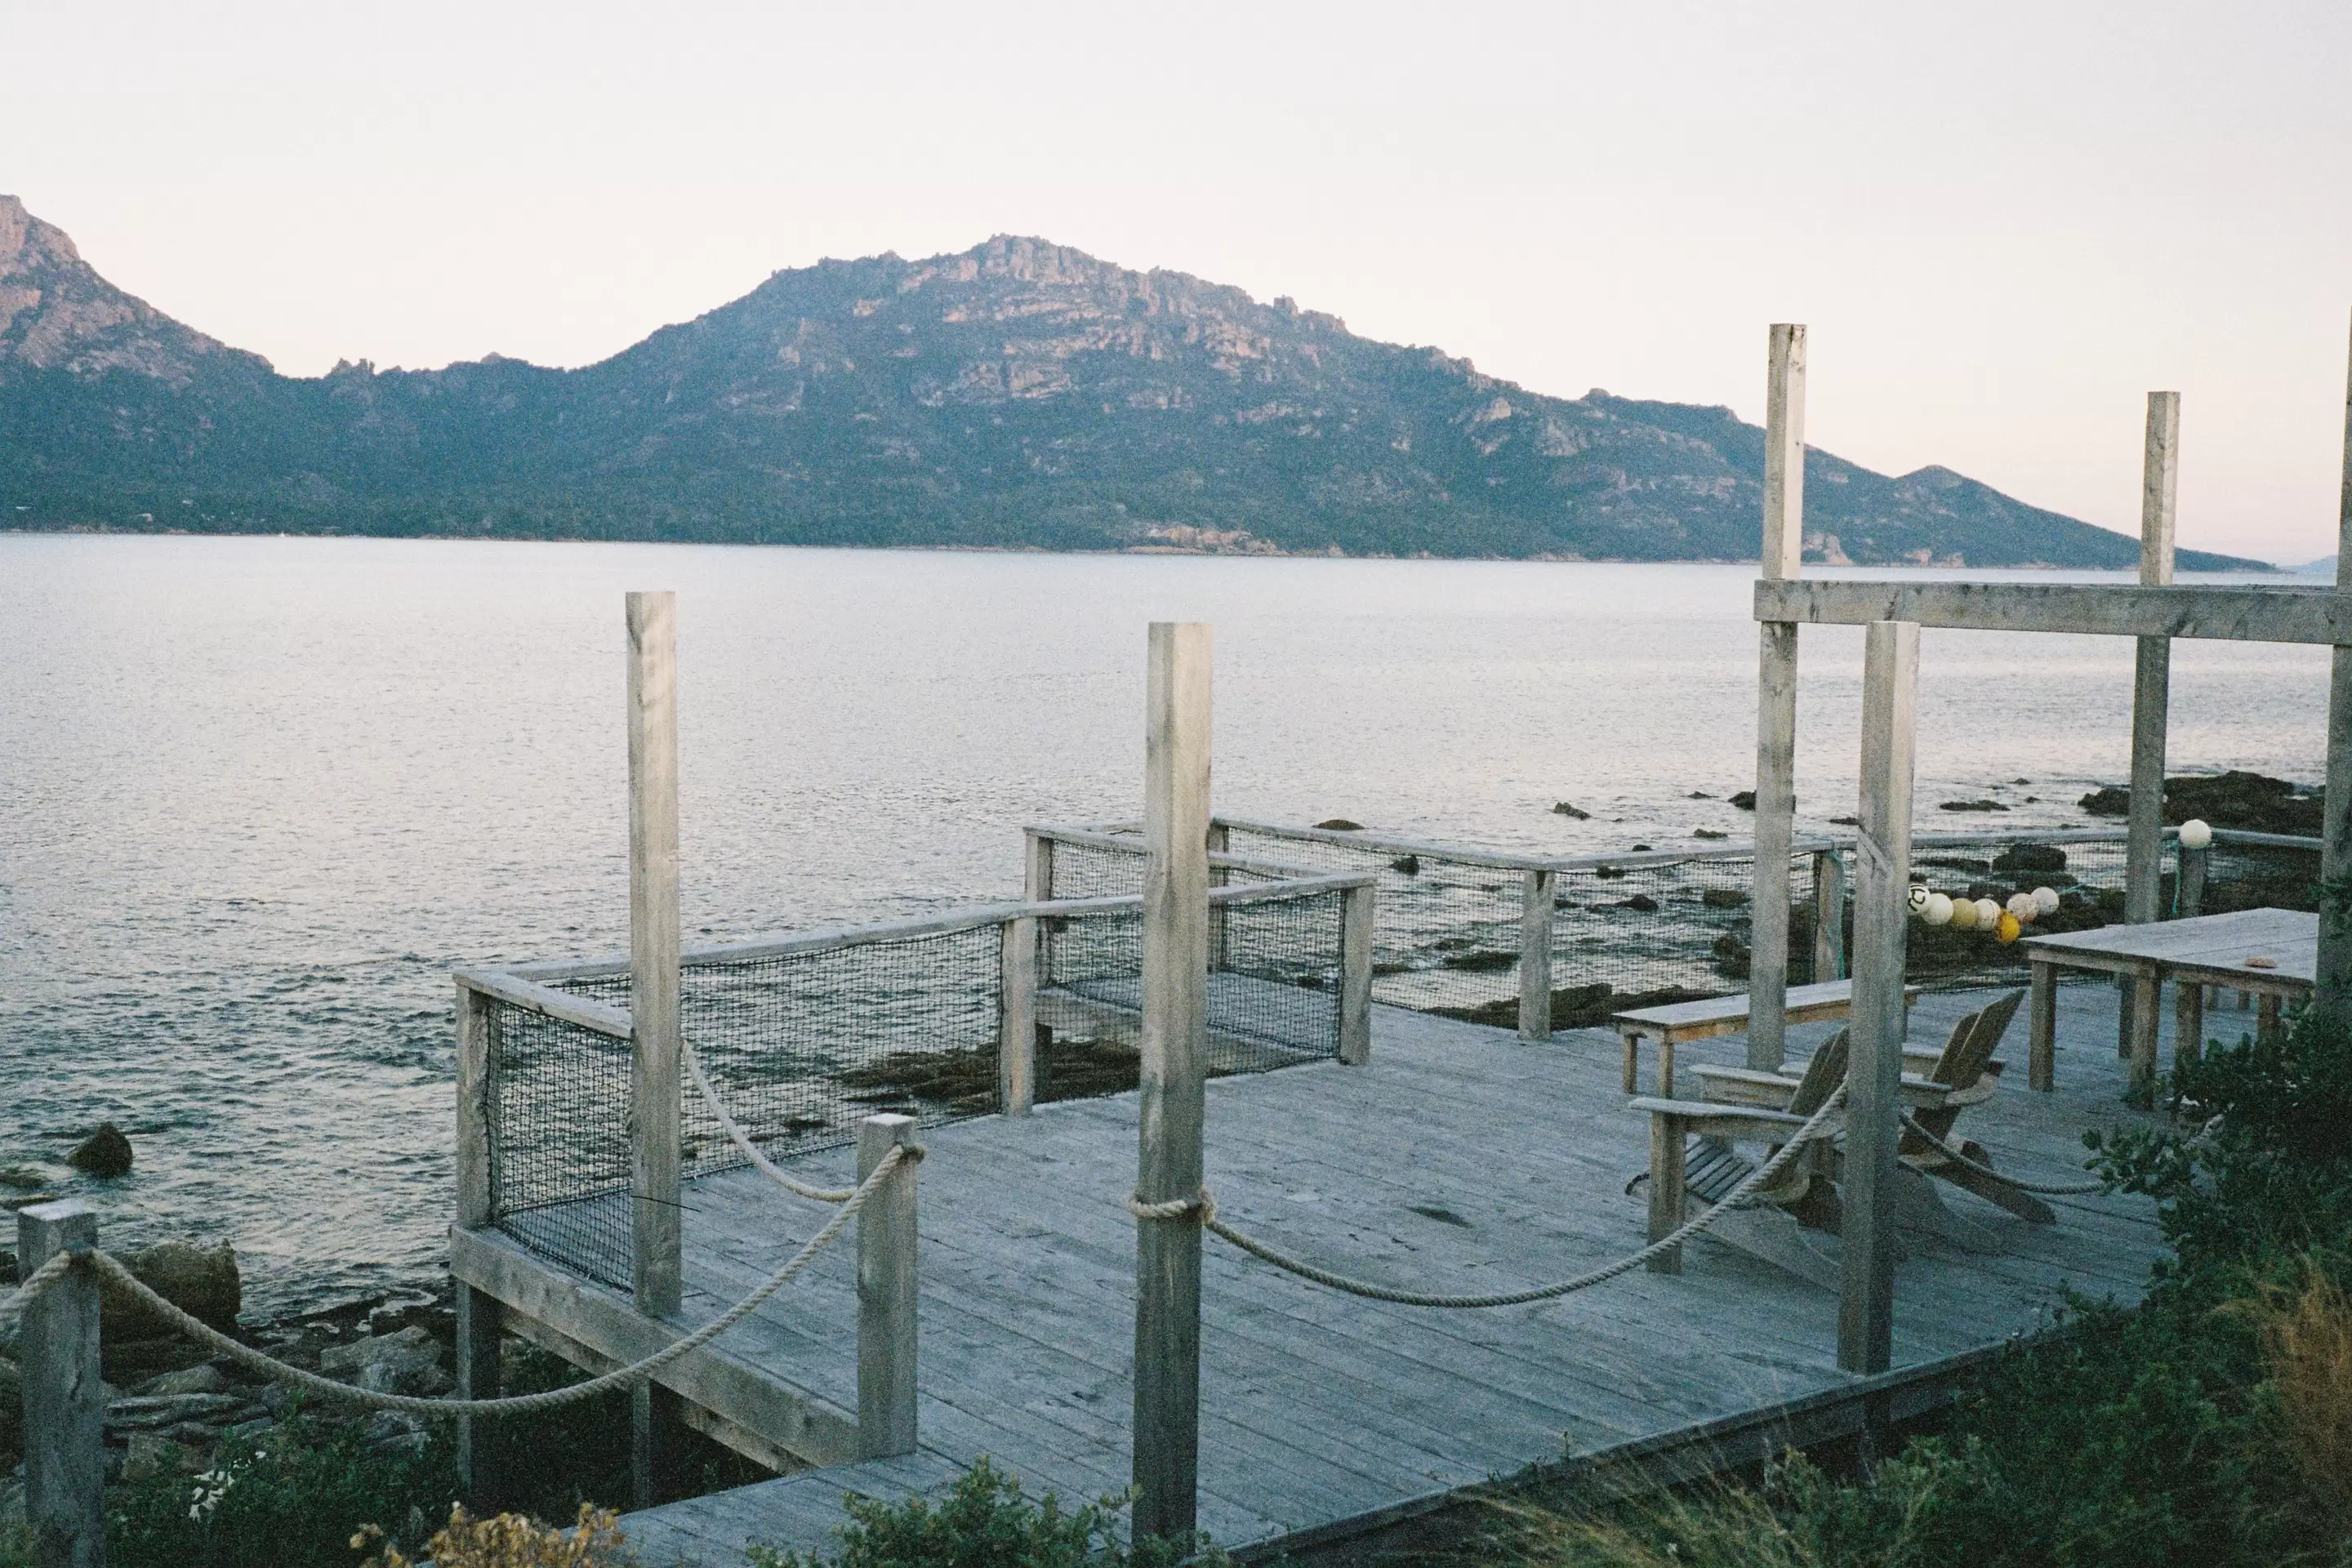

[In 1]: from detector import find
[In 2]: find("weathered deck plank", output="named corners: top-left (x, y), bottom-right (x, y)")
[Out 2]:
top-left (532, 982), bottom-right (2172, 1566)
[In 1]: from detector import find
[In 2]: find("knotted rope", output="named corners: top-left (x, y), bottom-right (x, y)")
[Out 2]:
top-left (1899, 1112), bottom-right (2111, 1196)
top-left (1128, 1087), bottom-right (1848, 1309)
top-left (684, 1035), bottom-right (859, 1203)
top-left (4, 1143), bottom-right (907, 1418)
top-left (0, 1247), bottom-right (78, 1333)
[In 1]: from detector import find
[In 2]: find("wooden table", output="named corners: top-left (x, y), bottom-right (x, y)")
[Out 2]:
top-left (2020, 907), bottom-right (2314, 1096)
top-left (1611, 979), bottom-right (1922, 1096)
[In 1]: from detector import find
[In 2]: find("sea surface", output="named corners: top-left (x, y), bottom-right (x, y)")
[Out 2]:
top-left (0, 533), bottom-right (2330, 1313)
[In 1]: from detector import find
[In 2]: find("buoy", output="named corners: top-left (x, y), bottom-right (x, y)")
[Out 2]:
top-left (1948, 896), bottom-right (1978, 930)
top-left (2006, 892), bottom-right (2038, 924)
top-left (2033, 885), bottom-right (2060, 915)
top-left (2180, 817), bottom-right (2213, 850)
top-left (1908, 884), bottom-right (1931, 915)
top-left (1995, 911), bottom-right (2022, 942)
top-left (1974, 898), bottom-right (2002, 929)
top-left (1923, 892), bottom-right (1954, 925)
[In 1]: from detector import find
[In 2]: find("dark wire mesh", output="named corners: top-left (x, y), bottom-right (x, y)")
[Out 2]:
top-left (2196, 840), bottom-right (2320, 915)
top-left (1897, 835), bottom-right (2163, 991)
top-left (485, 1002), bottom-right (635, 1291)
top-left (1538, 853), bottom-right (1821, 1028)
top-left (1046, 840), bottom-right (1147, 898)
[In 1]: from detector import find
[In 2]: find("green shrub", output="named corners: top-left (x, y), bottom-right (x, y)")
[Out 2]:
top-left (107, 1410), bottom-right (457, 1568)
top-left (747, 1458), bottom-right (1223, 1568)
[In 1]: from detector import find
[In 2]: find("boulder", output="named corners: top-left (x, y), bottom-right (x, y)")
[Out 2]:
top-left (1313, 818), bottom-right (1364, 831)
top-left (103, 1241), bottom-right (241, 1344)
top-left (321, 1325), bottom-right (449, 1397)
top-left (134, 1363), bottom-right (228, 1397)
top-left (1701, 889), bottom-right (1747, 908)
top-left (105, 1392), bottom-right (245, 1432)
top-left (1730, 791), bottom-right (1757, 810)
top-left (66, 1124), bottom-right (133, 1178)
top-left (1550, 801), bottom-right (1592, 820)
top-left (1994, 844), bottom-right (2069, 874)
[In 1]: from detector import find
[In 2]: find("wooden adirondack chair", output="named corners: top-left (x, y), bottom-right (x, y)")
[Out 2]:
top-left (1629, 1029), bottom-right (1851, 1289)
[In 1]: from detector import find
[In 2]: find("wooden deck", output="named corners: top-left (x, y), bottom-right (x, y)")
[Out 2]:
top-left (460, 981), bottom-right (2182, 1566)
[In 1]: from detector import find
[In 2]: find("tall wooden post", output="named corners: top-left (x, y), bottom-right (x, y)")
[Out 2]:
top-left (1839, 621), bottom-right (1918, 1375)
top-left (2323, 314), bottom-right (2352, 1011)
top-left (1132, 621), bottom-right (1212, 1542)
top-left (452, 978), bottom-right (503, 1503)
top-left (1811, 849), bottom-right (1846, 982)
top-left (1518, 869), bottom-right (1557, 1042)
top-left (1750, 323), bottom-right (1806, 1069)
top-left (1339, 880), bottom-right (1375, 1066)
top-left (2126, 393), bottom-right (2180, 929)
top-left (20, 1200), bottom-right (103, 1568)
top-left (626, 591), bottom-right (683, 1319)
top-left (1000, 915), bottom-right (1039, 1116)
top-left (857, 1114), bottom-right (921, 1458)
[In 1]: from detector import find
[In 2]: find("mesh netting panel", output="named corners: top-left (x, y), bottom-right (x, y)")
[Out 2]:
top-left (1898, 836), bottom-right (2159, 991)
top-left (486, 1002), bottom-right (635, 1291)
top-left (1049, 841), bottom-right (1148, 899)
top-left (2198, 840), bottom-right (2319, 915)
top-left (1221, 827), bottom-right (1527, 1013)
top-left (563, 924), bottom-right (1006, 1180)
top-left (1537, 853), bottom-right (1820, 1029)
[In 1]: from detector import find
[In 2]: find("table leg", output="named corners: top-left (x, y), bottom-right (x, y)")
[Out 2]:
top-left (2128, 971), bottom-right (2161, 1106)
top-left (1620, 1030), bottom-right (1639, 1096)
top-left (2258, 992), bottom-right (2282, 1043)
top-left (2175, 977), bottom-right (2203, 1070)
top-left (1660, 1038), bottom-right (1677, 1098)
top-left (2117, 975), bottom-right (2133, 1059)
top-left (2029, 960), bottom-right (2057, 1092)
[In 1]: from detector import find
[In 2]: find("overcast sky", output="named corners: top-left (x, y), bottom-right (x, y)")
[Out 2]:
top-left (8, 1), bottom-right (2348, 561)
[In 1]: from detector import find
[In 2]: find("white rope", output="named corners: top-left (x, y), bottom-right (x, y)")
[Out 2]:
top-left (1899, 1112), bottom-right (2111, 1196)
top-left (684, 1035), bottom-right (858, 1203)
top-left (0, 1248), bottom-right (78, 1332)
top-left (1129, 1089), bottom-right (1848, 1309)
top-left (60, 1143), bottom-right (908, 1418)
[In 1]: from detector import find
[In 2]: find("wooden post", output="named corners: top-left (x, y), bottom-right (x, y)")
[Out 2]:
top-left (1207, 822), bottom-right (1232, 973)
top-left (2179, 843), bottom-right (2207, 917)
top-left (1000, 916), bottom-right (1038, 1116)
top-left (452, 978), bottom-right (502, 1502)
top-left (1023, 829), bottom-right (1056, 902)
top-left (1339, 880), bottom-right (1374, 1065)
top-left (1811, 849), bottom-right (1846, 982)
top-left (1518, 868), bottom-right (1557, 1042)
top-left (857, 1113), bottom-right (921, 1459)
top-left (1839, 621), bottom-right (1918, 1376)
top-left (2322, 313), bottom-right (2352, 1012)
top-left (1749, 323), bottom-right (1806, 1070)
top-left (626, 590), bottom-right (683, 1319)
top-left (1132, 621), bottom-right (1212, 1542)
top-left (2126, 393), bottom-right (2179, 931)
top-left (20, 1200), bottom-right (103, 1568)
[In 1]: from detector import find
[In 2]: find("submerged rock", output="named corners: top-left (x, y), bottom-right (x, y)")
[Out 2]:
top-left (1314, 817), bottom-right (1364, 831)
top-left (1550, 801), bottom-right (1592, 820)
top-left (2079, 770), bottom-right (2322, 837)
top-left (67, 1124), bottom-right (133, 1178)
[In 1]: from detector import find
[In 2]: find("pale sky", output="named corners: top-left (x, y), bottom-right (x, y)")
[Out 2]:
top-left (8, 1), bottom-right (2349, 562)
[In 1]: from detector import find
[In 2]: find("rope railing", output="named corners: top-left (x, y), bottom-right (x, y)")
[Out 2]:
top-left (1130, 1087), bottom-right (1849, 1308)
top-left (683, 1034), bottom-right (858, 1203)
top-left (2, 1144), bottom-right (909, 1419)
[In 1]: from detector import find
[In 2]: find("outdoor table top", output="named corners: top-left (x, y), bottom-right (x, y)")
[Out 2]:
top-left (2022, 906), bottom-right (2315, 987)
top-left (1612, 978), bottom-right (1922, 1036)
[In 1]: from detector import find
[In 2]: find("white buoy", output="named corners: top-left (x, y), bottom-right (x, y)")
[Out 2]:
top-left (2007, 892), bottom-right (2038, 924)
top-left (1974, 898), bottom-right (2002, 929)
top-left (1923, 892), bottom-right (1954, 925)
top-left (1909, 884), bottom-right (1931, 915)
top-left (2033, 885), bottom-right (2060, 915)
top-left (2180, 817), bottom-right (2212, 850)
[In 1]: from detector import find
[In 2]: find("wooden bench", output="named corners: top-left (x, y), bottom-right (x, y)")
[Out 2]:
top-left (1612, 979), bottom-right (1924, 1096)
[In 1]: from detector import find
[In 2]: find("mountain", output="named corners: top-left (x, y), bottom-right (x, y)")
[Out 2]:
top-left (0, 198), bottom-right (2270, 568)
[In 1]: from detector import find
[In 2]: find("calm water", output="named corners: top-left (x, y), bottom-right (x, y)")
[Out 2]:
top-left (0, 535), bottom-right (2329, 1312)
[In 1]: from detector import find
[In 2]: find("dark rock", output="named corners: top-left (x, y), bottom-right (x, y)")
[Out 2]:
top-left (1631, 844), bottom-right (1652, 852)
top-left (1391, 854), bottom-right (1420, 875)
top-left (1730, 791), bottom-right (1757, 810)
top-left (1550, 802), bottom-right (1592, 820)
top-left (105, 1392), bottom-right (244, 1432)
top-left (0, 1355), bottom-right (20, 1454)
top-left (1701, 889), bottom-right (1747, 908)
top-left (1439, 949), bottom-right (1518, 973)
top-left (2078, 771), bottom-right (2321, 836)
top-left (1693, 828), bottom-right (1728, 840)
top-left (1829, 815), bottom-right (1860, 826)
top-left (1688, 791), bottom-right (1714, 800)
top-left (1314, 818), bottom-right (1364, 831)
top-left (67, 1124), bottom-right (133, 1178)
top-left (133, 1364), bottom-right (228, 1398)
top-left (2079, 786), bottom-right (2131, 817)
top-left (1620, 894), bottom-right (1661, 912)
top-left (1594, 865), bottom-right (1628, 880)
top-left (103, 1241), bottom-right (241, 1344)
top-left (1939, 800), bottom-right (2009, 813)
top-left (320, 1325), bottom-right (449, 1397)
top-left (1993, 844), bottom-right (2069, 874)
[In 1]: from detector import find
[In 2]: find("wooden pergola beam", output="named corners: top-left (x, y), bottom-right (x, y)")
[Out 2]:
top-left (1755, 578), bottom-right (2352, 644)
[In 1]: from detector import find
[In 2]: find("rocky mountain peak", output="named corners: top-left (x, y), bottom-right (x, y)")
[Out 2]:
top-left (0, 194), bottom-right (268, 385)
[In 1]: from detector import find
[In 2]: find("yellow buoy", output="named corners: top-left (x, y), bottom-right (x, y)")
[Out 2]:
top-left (1996, 911), bottom-right (2022, 943)
top-left (1948, 896), bottom-right (1977, 930)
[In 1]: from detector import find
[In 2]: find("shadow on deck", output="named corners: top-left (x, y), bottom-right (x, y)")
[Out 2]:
top-left (453, 982), bottom-right (2177, 1566)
